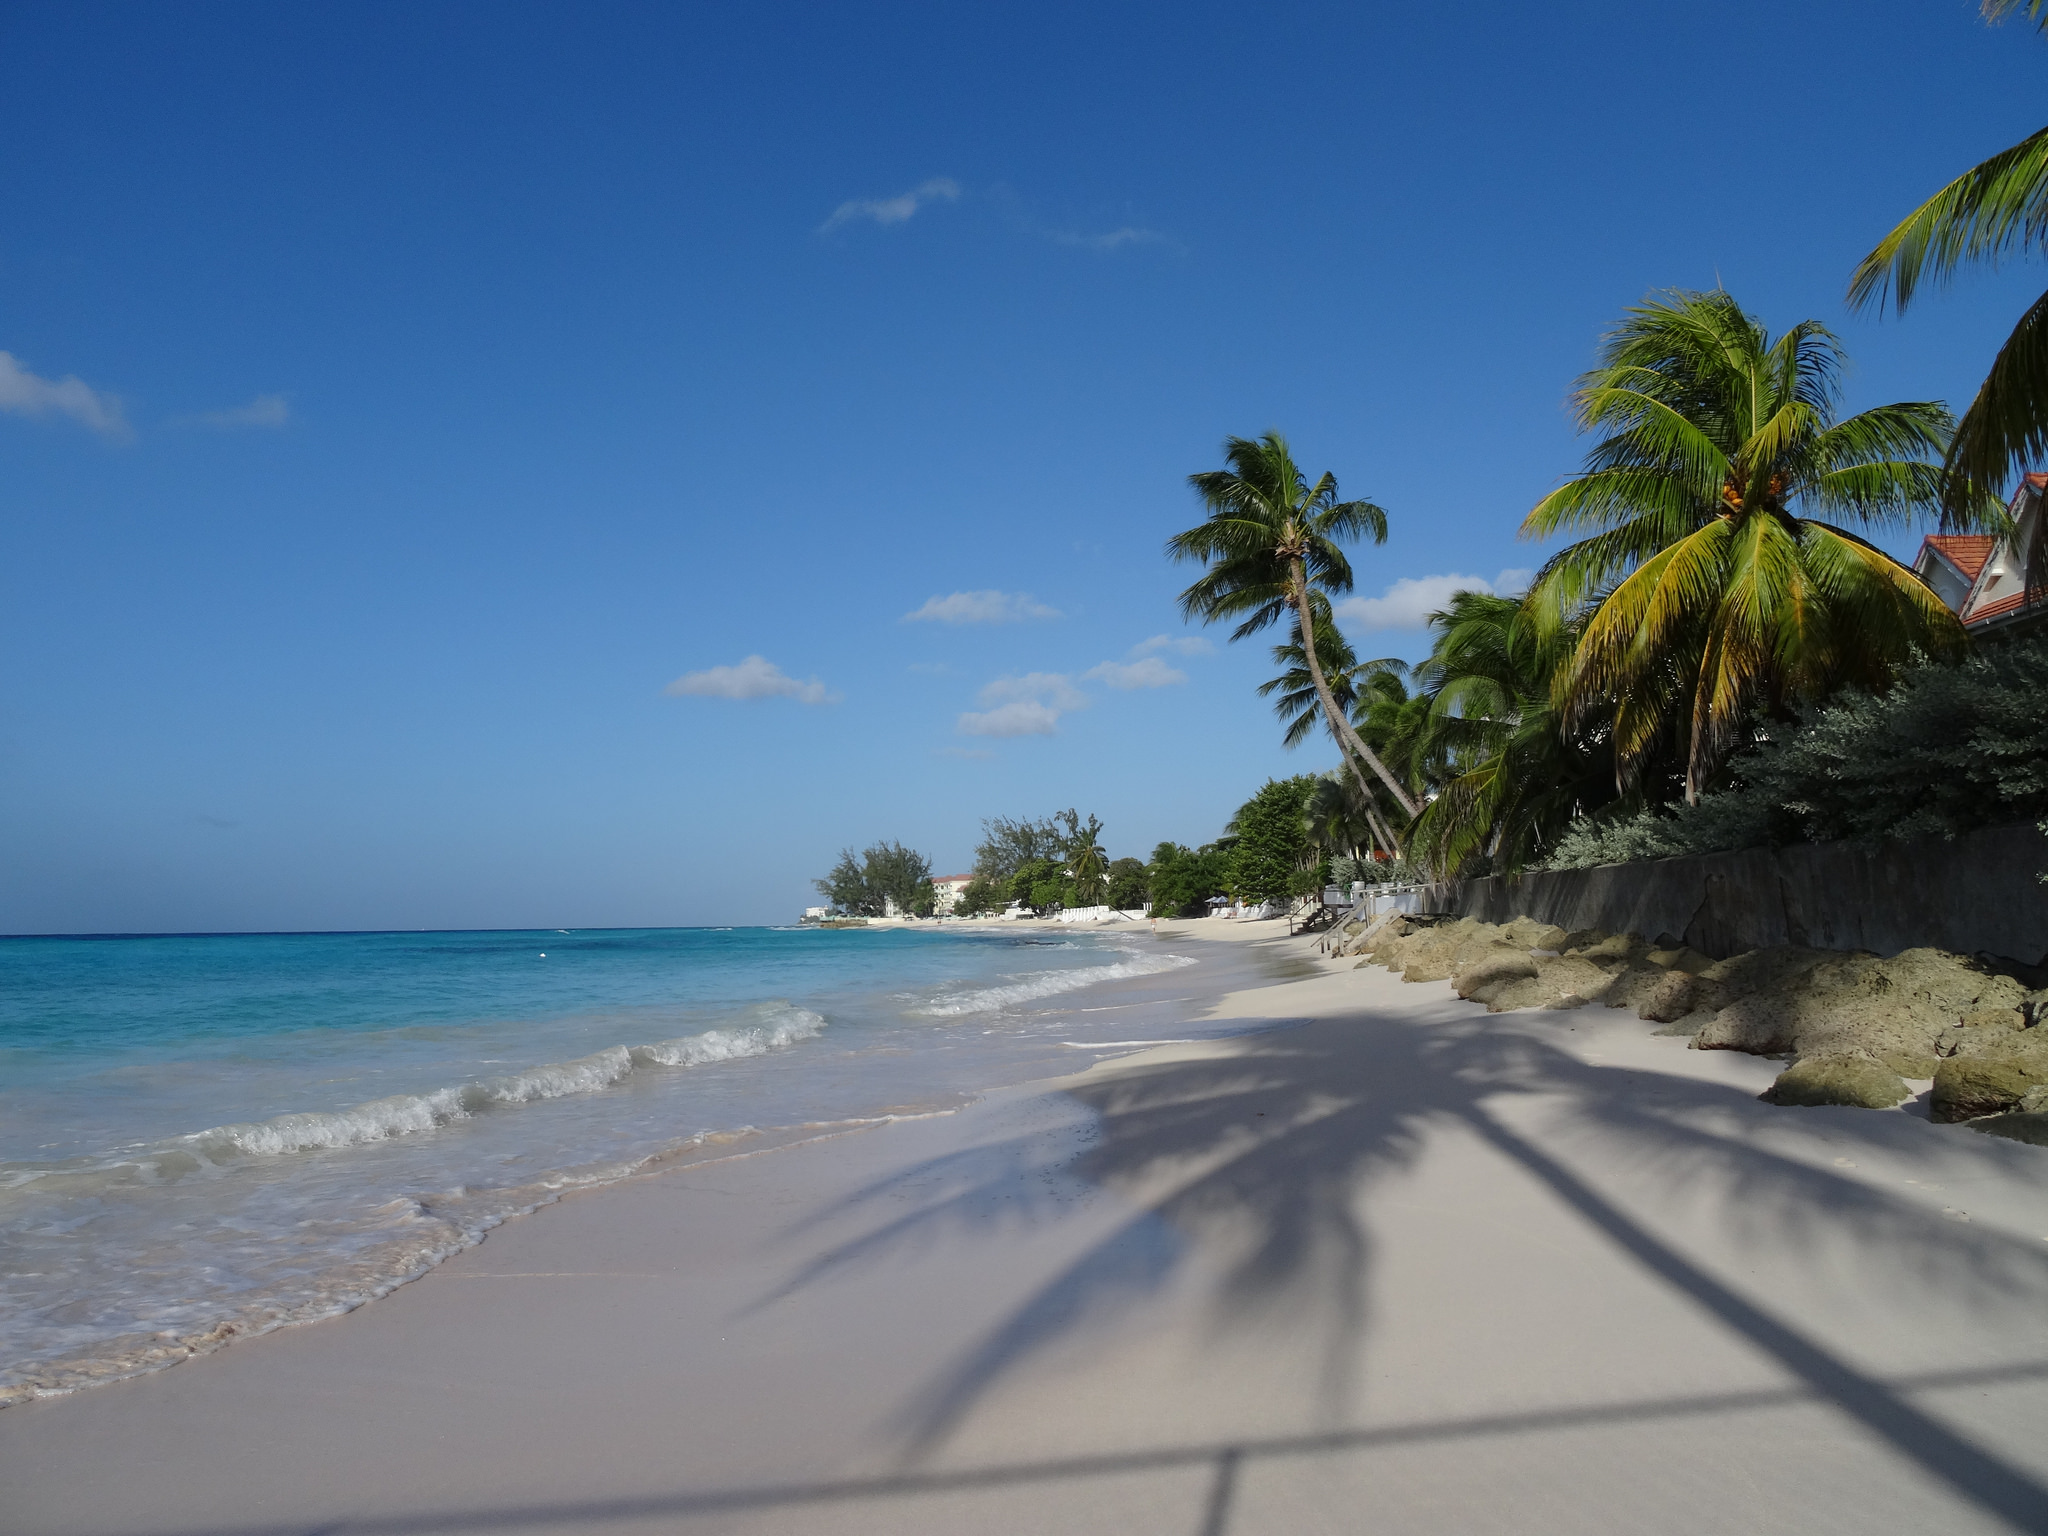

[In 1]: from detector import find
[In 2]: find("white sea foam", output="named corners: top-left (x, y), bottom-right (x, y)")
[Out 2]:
top-left (166, 1005), bottom-right (828, 1163)
top-left (911, 950), bottom-right (1197, 1017)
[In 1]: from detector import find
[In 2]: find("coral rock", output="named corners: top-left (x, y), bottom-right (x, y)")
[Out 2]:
top-left (1767, 1055), bottom-right (1912, 1109)
top-left (1931, 1057), bottom-right (2048, 1123)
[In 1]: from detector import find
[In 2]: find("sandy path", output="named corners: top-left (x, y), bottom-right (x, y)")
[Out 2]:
top-left (6, 925), bottom-right (2048, 1534)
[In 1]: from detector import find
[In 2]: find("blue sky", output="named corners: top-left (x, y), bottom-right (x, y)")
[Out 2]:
top-left (5, 1), bottom-right (2046, 932)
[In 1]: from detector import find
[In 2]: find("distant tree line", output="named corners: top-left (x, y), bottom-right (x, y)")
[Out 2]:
top-left (812, 776), bottom-right (1382, 921)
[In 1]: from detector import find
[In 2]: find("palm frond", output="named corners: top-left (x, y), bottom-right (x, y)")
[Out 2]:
top-left (1945, 283), bottom-right (2048, 518)
top-left (1848, 124), bottom-right (2048, 313)
top-left (1984, 0), bottom-right (2048, 28)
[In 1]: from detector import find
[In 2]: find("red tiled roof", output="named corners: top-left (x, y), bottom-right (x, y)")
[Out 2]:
top-left (1965, 589), bottom-right (2040, 627)
top-left (2026, 472), bottom-right (2048, 489)
top-left (1925, 534), bottom-right (1998, 582)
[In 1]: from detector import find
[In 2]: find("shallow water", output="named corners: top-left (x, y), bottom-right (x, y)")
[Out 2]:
top-left (0, 923), bottom-right (1288, 1401)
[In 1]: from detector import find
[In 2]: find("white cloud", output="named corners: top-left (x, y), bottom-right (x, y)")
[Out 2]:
top-left (957, 700), bottom-right (1061, 737)
top-left (1083, 656), bottom-right (1186, 689)
top-left (1335, 569), bottom-right (1534, 631)
top-left (1132, 634), bottom-right (1212, 657)
top-left (0, 351), bottom-right (128, 439)
top-left (194, 393), bottom-right (290, 430)
top-left (821, 177), bottom-right (962, 233)
top-left (903, 590), bottom-right (1061, 624)
top-left (977, 672), bottom-right (1087, 710)
top-left (956, 671), bottom-right (1087, 737)
top-left (664, 655), bottom-right (838, 704)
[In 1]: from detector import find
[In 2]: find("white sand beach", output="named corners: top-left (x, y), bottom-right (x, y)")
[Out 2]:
top-left (6, 918), bottom-right (2048, 1535)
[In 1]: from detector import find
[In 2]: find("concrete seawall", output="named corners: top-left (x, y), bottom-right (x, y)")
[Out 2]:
top-left (1420, 821), bottom-right (2048, 963)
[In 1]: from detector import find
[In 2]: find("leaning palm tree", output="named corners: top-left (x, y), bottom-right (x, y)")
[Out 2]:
top-left (1255, 606), bottom-right (1408, 854)
top-left (1522, 289), bottom-right (1969, 802)
top-left (1350, 664), bottom-right (1435, 813)
top-left (1259, 600), bottom-right (1363, 748)
top-left (1171, 433), bottom-right (1420, 820)
top-left (1847, 0), bottom-right (2048, 577)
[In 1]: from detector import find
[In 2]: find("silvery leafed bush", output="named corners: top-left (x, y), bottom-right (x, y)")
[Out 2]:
top-left (1543, 635), bottom-right (2048, 870)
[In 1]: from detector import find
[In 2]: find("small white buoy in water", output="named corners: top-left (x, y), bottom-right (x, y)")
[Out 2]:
top-left (540, 952), bottom-right (547, 957)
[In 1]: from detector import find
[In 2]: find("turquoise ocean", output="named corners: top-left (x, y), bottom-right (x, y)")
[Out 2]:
top-left (0, 923), bottom-right (1290, 1403)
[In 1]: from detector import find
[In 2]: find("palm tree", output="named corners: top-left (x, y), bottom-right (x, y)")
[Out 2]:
top-left (1171, 433), bottom-right (1420, 820)
top-left (1405, 592), bottom-right (1619, 876)
top-left (1350, 664), bottom-right (1435, 813)
top-left (1057, 810), bottom-right (1109, 906)
top-left (1259, 600), bottom-right (1362, 749)
top-left (1522, 290), bottom-right (1968, 802)
top-left (1846, 0), bottom-right (2047, 578)
top-left (1302, 770), bottom-right (1379, 872)
top-left (1256, 606), bottom-right (1409, 855)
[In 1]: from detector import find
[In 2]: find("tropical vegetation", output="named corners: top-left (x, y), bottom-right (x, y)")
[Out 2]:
top-left (1170, 434), bottom-right (1418, 834)
top-left (1222, 776), bottom-right (1323, 908)
top-left (1162, 292), bottom-right (2022, 883)
top-left (815, 8), bottom-right (2048, 914)
top-left (1402, 591), bottom-right (1617, 877)
top-left (814, 841), bottom-right (935, 918)
top-left (1522, 288), bottom-right (1974, 803)
top-left (1543, 636), bottom-right (2048, 869)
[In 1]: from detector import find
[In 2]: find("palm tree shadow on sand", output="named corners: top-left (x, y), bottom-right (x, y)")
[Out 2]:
top-left (759, 1000), bottom-right (2048, 1531)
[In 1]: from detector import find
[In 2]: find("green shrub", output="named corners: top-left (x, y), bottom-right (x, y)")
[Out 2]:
top-left (1545, 637), bottom-right (2048, 870)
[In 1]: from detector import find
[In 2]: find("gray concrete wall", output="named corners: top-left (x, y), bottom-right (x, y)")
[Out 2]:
top-left (1419, 821), bottom-right (2048, 963)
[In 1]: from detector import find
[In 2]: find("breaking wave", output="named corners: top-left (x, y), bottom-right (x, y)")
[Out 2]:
top-left (187, 1004), bottom-right (826, 1160)
top-left (912, 950), bottom-right (1197, 1016)
top-left (2, 1004), bottom-right (827, 1190)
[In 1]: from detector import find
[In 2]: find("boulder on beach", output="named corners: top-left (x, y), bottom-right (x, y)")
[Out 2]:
top-left (1501, 917), bottom-right (1570, 953)
top-left (1692, 947), bottom-right (2025, 1075)
top-left (1349, 907), bottom-right (2048, 1118)
top-left (1971, 1111), bottom-right (2048, 1147)
top-left (1765, 1055), bottom-right (1912, 1109)
top-left (1931, 1057), bottom-right (2048, 1123)
top-left (1452, 945), bottom-right (1539, 1003)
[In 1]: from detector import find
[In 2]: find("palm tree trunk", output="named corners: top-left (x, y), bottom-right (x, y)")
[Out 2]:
top-left (1360, 795), bottom-right (1398, 863)
top-left (1289, 561), bottom-right (1421, 818)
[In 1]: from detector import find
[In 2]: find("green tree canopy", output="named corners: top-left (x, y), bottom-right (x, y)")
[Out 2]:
top-left (1523, 289), bottom-right (1969, 800)
top-left (1147, 841), bottom-right (1230, 918)
top-left (1105, 857), bottom-right (1149, 911)
top-left (1405, 591), bottom-right (1620, 877)
top-left (1225, 776), bottom-right (1321, 907)
top-left (813, 840), bottom-right (935, 917)
top-left (969, 815), bottom-right (1066, 886)
top-left (1008, 856), bottom-right (1063, 912)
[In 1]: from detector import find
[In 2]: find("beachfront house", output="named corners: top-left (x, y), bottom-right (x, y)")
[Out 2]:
top-left (930, 873), bottom-right (974, 915)
top-left (1914, 474), bottom-right (2048, 636)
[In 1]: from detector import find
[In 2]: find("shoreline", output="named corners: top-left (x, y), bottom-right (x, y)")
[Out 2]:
top-left (0, 922), bottom-right (1238, 1410)
top-left (8, 918), bottom-right (2048, 1533)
